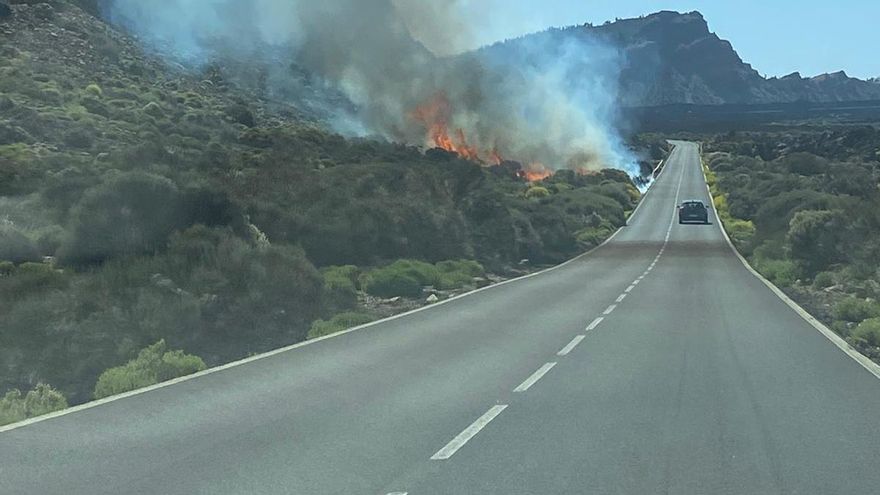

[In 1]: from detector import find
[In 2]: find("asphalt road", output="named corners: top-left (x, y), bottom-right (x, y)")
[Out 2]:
top-left (3, 142), bottom-right (880, 494)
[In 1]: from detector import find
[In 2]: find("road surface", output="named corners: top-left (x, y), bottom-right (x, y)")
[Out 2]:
top-left (3, 142), bottom-right (880, 494)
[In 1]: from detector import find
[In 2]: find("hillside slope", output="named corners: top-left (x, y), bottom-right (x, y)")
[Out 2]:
top-left (0, 1), bottom-right (645, 409)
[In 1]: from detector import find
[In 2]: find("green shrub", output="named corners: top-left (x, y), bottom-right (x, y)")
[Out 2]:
top-left (752, 257), bottom-right (800, 287)
top-left (438, 270), bottom-right (473, 290)
top-left (84, 84), bottom-right (103, 98)
top-left (363, 269), bottom-right (422, 298)
top-left (0, 384), bottom-right (68, 426)
top-left (307, 312), bottom-right (376, 339)
top-left (575, 226), bottom-right (612, 249)
top-left (852, 318), bottom-right (880, 348)
top-left (164, 226), bottom-right (325, 347)
top-left (142, 101), bottom-right (164, 117)
top-left (0, 260), bottom-right (13, 276)
top-left (363, 259), bottom-right (440, 298)
top-left (724, 217), bottom-right (756, 246)
top-left (225, 104), bottom-right (255, 127)
top-left (321, 265), bottom-right (360, 310)
top-left (786, 209), bottom-right (847, 276)
top-left (435, 259), bottom-right (484, 277)
top-left (434, 259), bottom-right (485, 290)
top-left (57, 172), bottom-right (183, 266)
top-left (0, 390), bottom-right (26, 426)
top-left (23, 383), bottom-right (68, 418)
top-left (322, 265), bottom-right (360, 288)
top-left (597, 182), bottom-right (633, 209)
top-left (93, 340), bottom-right (207, 399)
top-left (17, 262), bottom-right (57, 275)
top-left (525, 186), bottom-right (550, 199)
top-left (62, 126), bottom-right (96, 150)
top-left (831, 320), bottom-right (852, 338)
top-left (80, 96), bottom-right (110, 117)
top-left (833, 298), bottom-right (880, 323)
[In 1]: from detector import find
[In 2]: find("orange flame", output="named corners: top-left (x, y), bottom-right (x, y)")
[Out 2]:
top-left (489, 147), bottom-right (503, 166)
top-left (411, 92), bottom-right (484, 162)
top-left (519, 162), bottom-right (552, 182)
top-left (411, 92), bottom-right (555, 182)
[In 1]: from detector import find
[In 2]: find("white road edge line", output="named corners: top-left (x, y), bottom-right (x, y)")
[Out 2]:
top-left (514, 362), bottom-right (557, 392)
top-left (693, 144), bottom-right (880, 381)
top-left (558, 335), bottom-right (586, 356)
top-left (430, 405), bottom-right (508, 460)
top-left (586, 316), bottom-right (604, 331)
top-left (603, 304), bottom-right (617, 315)
top-left (616, 294), bottom-right (627, 303)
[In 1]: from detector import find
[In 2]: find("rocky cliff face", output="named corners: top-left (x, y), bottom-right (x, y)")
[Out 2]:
top-left (483, 11), bottom-right (880, 107)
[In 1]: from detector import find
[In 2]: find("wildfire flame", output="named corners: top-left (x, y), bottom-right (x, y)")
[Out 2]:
top-left (411, 91), bottom-right (553, 182)
top-left (411, 92), bottom-right (479, 160)
top-left (519, 162), bottom-right (553, 182)
top-left (489, 147), bottom-right (503, 166)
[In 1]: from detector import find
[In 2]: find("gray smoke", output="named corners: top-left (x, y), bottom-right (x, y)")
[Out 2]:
top-left (103, 0), bottom-right (637, 174)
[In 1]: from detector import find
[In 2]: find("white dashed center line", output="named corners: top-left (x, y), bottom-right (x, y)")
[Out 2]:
top-left (586, 316), bottom-right (604, 331)
top-left (514, 362), bottom-right (557, 392)
top-left (603, 304), bottom-right (617, 315)
top-left (558, 335), bottom-right (586, 356)
top-left (624, 285), bottom-right (635, 293)
top-left (616, 293), bottom-right (627, 303)
top-left (430, 405), bottom-right (508, 460)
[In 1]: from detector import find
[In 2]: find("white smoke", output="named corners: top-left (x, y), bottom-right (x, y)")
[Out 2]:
top-left (102, 0), bottom-right (638, 174)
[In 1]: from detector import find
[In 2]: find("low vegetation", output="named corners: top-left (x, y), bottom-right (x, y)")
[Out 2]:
top-left (0, 1), bottom-right (651, 409)
top-left (704, 127), bottom-right (880, 361)
top-left (308, 312), bottom-right (378, 340)
top-left (93, 340), bottom-right (207, 400)
top-left (0, 384), bottom-right (68, 427)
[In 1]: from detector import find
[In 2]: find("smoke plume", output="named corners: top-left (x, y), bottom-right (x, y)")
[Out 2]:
top-left (103, 0), bottom-right (637, 174)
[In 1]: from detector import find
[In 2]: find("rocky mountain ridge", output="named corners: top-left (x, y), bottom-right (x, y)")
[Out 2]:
top-left (480, 10), bottom-right (880, 106)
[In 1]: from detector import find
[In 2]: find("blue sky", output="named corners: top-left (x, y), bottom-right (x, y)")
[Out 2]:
top-left (459, 0), bottom-right (879, 79)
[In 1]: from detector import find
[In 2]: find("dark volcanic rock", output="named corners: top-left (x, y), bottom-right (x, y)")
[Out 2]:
top-left (473, 11), bottom-right (880, 106)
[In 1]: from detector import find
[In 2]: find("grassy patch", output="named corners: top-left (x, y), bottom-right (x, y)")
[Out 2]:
top-left (436, 259), bottom-right (485, 289)
top-left (307, 312), bottom-right (377, 339)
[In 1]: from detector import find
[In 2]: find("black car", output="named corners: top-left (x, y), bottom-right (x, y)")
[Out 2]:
top-left (678, 200), bottom-right (710, 224)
